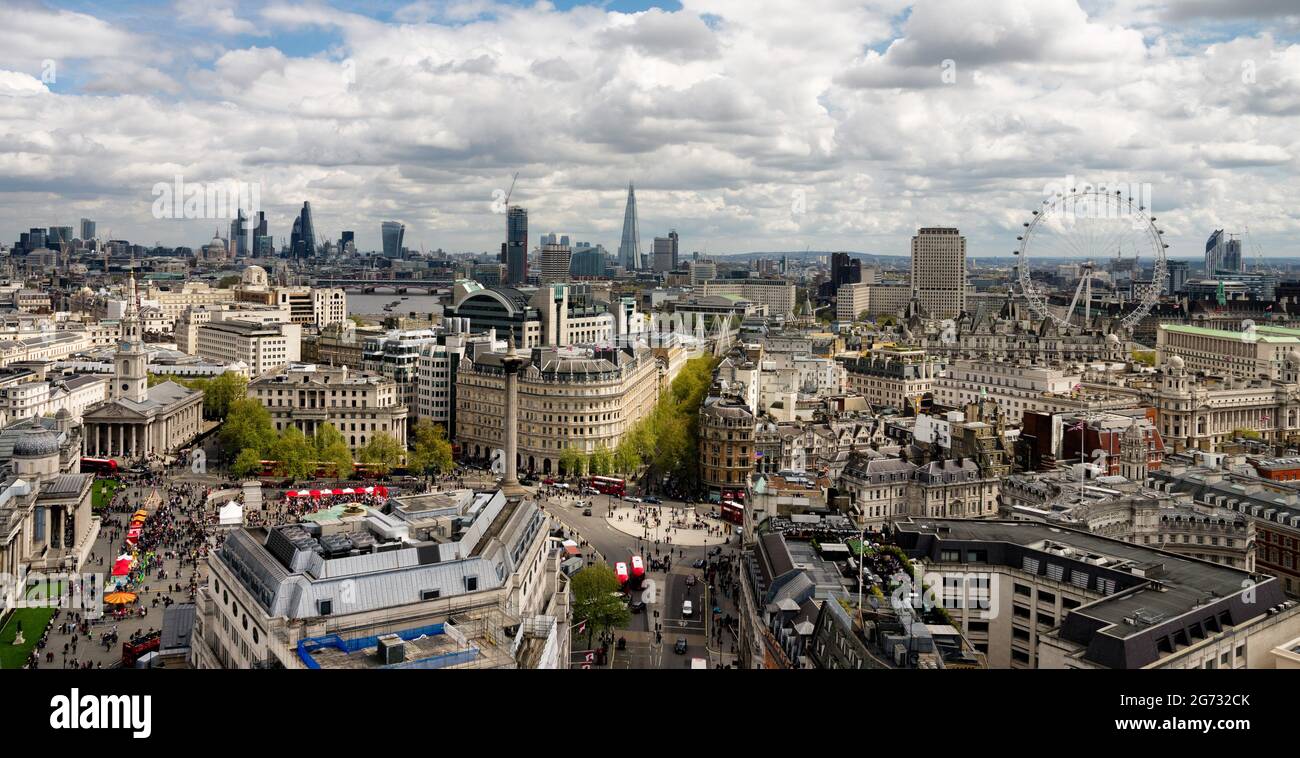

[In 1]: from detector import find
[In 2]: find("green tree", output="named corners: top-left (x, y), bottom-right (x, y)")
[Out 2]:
top-left (613, 437), bottom-right (641, 476)
top-left (231, 448), bottom-right (263, 479)
top-left (570, 564), bottom-right (631, 649)
top-left (559, 446), bottom-right (584, 478)
top-left (408, 419), bottom-right (453, 479)
top-left (271, 426), bottom-right (315, 480)
top-left (220, 398), bottom-right (276, 460)
top-left (358, 432), bottom-right (403, 475)
top-left (217, 275), bottom-right (241, 288)
top-left (203, 372), bottom-right (248, 420)
top-left (313, 423), bottom-right (353, 478)
top-left (589, 445), bottom-right (613, 476)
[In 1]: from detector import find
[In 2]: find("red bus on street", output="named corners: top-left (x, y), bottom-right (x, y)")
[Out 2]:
top-left (720, 500), bottom-right (745, 526)
top-left (614, 562), bottom-right (629, 587)
top-left (585, 476), bottom-right (626, 497)
top-left (80, 457), bottom-right (118, 475)
top-left (121, 631), bottom-right (160, 667)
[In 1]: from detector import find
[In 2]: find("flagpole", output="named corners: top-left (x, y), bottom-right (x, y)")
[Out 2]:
top-left (1080, 421), bottom-right (1085, 494)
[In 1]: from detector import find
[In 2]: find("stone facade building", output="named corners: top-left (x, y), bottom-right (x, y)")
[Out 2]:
top-left (248, 363), bottom-right (407, 451)
top-left (455, 343), bottom-right (660, 475)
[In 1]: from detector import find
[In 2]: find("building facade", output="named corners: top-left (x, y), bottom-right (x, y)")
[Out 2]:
top-left (455, 344), bottom-right (660, 475)
top-left (248, 363), bottom-right (408, 451)
top-left (911, 227), bottom-right (966, 319)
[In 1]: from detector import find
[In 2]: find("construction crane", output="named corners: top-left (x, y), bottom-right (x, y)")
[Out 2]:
top-left (505, 172), bottom-right (519, 206)
top-left (1244, 225), bottom-right (1265, 272)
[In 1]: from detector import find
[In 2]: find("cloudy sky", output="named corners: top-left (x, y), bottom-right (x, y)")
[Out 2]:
top-left (2, 0), bottom-right (1298, 259)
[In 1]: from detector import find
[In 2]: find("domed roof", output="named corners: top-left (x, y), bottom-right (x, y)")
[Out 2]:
top-left (241, 264), bottom-right (269, 287)
top-left (55, 407), bottom-right (71, 419)
top-left (1168, 355), bottom-right (1185, 370)
top-left (13, 420), bottom-right (59, 458)
top-left (1287, 350), bottom-right (1300, 368)
top-left (1106, 333), bottom-right (1120, 345)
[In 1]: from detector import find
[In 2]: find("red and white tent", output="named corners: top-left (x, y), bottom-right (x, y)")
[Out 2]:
top-left (112, 554), bottom-right (133, 576)
top-left (284, 485), bottom-right (389, 499)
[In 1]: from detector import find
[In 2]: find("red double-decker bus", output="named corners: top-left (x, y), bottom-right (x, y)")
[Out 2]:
top-left (122, 630), bottom-right (160, 667)
top-left (585, 476), bottom-right (626, 497)
top-left (80, 457), bottom-right (118, 475)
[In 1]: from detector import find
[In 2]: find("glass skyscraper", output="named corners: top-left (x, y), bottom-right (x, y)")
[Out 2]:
top-left (381, 221), bottom-right (405, 257)
top-left (506, 205), bottom-right (528, 285)
top-left (298, 201), bottom-right (316, 258)
top-left (617, 182), bottom-right (641, 270)
top-left (229, 209), bottom-right (248, 257)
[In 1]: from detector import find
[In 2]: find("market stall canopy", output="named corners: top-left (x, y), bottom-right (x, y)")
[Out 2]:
top-left (284, 485), bottom-right (389, 499)
top-left (218, 502), bottom-right (243, 526)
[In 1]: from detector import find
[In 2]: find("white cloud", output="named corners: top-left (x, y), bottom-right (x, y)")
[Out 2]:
top-left (175, 0), bottom-right (263, 36)
top-left (2, 0), bottom-right (1300, 257)
top-left (0, 70), bottom-right (48, 97)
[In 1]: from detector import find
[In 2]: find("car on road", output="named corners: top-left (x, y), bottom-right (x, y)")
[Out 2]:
top-left (644, 496), bottom-right (662, 504)
top-left (624, 496), bottom-right (643, 503)
top-left (708, 546), bottom-right (722, 557)
top-left (692, 559), bottom-right (706, 569)
top-left (674, 637), bottom-right (688, 654)
top-left (685, 575), bottom-right (696, 587)
top-left (582, 507), bottom-right (592, 516)
top-left (682, 600), bottom-right (693, 617)
top-left (628, 600), bottom-right (646, 613)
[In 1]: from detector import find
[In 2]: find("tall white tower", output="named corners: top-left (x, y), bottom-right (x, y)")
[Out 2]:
top-left (911, 227), bottom-right (967, 320)
top-left (115, 269), bottom-right (149, 403)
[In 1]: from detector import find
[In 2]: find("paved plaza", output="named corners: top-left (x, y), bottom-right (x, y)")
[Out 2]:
top-left (604, 501), bottom-right (732, 546)
top-left (21, 473), bottom-right (217, 670)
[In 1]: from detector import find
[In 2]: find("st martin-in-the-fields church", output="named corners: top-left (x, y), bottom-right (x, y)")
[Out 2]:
top-left (81, 271), bottom-right (204, 461)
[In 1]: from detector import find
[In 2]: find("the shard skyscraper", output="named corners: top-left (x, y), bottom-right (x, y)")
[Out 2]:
top-left (617, 182), bottom-right (641, 270)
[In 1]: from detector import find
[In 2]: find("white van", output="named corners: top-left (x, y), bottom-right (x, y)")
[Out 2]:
top-left (682, 600), bottom-right (693, 617)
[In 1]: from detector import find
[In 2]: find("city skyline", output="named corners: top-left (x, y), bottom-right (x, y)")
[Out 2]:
top-left (2, 1), bottom-right (1299, 258)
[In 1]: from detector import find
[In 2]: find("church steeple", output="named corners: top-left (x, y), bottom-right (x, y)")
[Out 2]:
top-left (115, 265), bottom-right (148, 403)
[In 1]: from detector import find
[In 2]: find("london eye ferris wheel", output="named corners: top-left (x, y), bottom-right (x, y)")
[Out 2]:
top-left (1015, 187), bottom-right (1168, 332)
